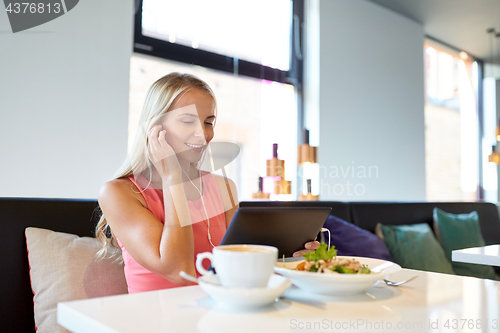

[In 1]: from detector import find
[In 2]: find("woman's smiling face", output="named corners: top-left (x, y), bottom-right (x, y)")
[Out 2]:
top-left (159, 89), bottom-right (216, 164)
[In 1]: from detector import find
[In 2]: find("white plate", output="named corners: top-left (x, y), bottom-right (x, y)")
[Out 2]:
top-left (274, 256), bottom-right (401, 296)
top-left (198, 274), bottom-right (292, 309)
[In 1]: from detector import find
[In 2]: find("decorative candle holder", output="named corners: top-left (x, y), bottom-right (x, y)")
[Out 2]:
top-left (274, 178), bottom-right (292, 195)
top-left (259, 143), bottom-right (292, 199)
top-left (252, 176), bottom-right (270, 199)
top-left (489, 145), bottom-right (500, 164)
top-left (299, 179), bottom-right (319, 201)
top-left (298, 129), bottom-right (319, 200)
top-left (266, 143), bottom-right (285, 177)
top-left (298, 129), bottom-right (317, 165)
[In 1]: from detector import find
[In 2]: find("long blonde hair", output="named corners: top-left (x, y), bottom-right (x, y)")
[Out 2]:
top-left (95, 72), bottom-right (217, 259)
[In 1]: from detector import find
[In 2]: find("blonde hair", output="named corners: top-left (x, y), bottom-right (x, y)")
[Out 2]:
top-left (95, 72), bottom-right (217, 260)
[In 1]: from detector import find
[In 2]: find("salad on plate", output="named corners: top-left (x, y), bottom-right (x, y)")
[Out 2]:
top-left (294, 243), bottom-right (371, 274)
top-left (275, 244), bottom-right (401, 295)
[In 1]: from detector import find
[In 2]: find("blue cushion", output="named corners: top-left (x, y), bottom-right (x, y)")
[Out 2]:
top-left (433, 208), bottom-right (500, 280)
top-left (322, 215), bottom-right (391, 260)
top-left (376, 223), bottom-right (455, 274)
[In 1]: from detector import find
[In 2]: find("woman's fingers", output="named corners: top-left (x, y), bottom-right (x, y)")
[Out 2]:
top-left (292, 240), bottom-right (320, 257)
top-left (149, 125), bottom-right (160, 141)
top-left (293, 249), bottom-right (308, 257)
top-left (158, 129), bottom-right (167, 146)
top-left (148, 126), bottom-right (159, 147)
top-left (148, 126), bottom-right (163, 161)
top-left (147, 125), bottom-right (178, 168)
top-left (305, 240), bottom-right (320, 250)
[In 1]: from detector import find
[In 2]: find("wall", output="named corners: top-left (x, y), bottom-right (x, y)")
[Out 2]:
top-left (314, 0), bottom-right (426, 201)
top-left (0, 1), bottom-right (133, 199)
top-left (483, 78), bottom-right (500, 202)
top-left (485, 63), bottom-right (500, 79)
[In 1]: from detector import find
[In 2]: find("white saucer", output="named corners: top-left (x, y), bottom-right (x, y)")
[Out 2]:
top-left (198, 274), bottom-right (292, 309)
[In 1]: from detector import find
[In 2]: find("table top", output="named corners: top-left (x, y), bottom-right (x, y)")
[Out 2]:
top-left (452, 245), bottom-right (500, 267)
top-left (58, 269), bottom-right (500, 333)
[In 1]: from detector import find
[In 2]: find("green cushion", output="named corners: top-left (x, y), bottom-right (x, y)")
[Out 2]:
top-left (433, 208), bottom-right (499, 280)
top-left (376, 223), bottom-right (455, 274)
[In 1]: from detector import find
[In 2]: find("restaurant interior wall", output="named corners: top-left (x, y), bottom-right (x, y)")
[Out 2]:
top-left (0, 0), bottom-right (428, 201)
top-left (0, 0), bottom-right (133, 198)
top-left (483, 52), bottom-right (500, 203)
top-left (315, 0), bottom-right (426, 201)
top-left (483, 78), bottom-right (500, 202)
top-left (485, 63), bottom-right (500, 79)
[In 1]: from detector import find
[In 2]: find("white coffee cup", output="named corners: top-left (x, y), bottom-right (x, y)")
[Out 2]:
top-left (196, 244), bottom-right (278, 288)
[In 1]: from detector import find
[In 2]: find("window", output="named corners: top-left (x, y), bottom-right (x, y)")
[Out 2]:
top-left (141, 0), bottom-right (292, 71)
top-left (424, 40), bottom-right (480, 201)
top-left (131, 1), bottom-right (303, 200)
top-left (134, 0), bottom-right (303, 85)
top-left (482, 77), bottom-right (499, 202)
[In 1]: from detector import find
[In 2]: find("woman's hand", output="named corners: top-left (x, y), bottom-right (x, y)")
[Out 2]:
top-left (292, 240), bottom-right (320, 257)
top-left (147, 125), bottom-right (181, 178)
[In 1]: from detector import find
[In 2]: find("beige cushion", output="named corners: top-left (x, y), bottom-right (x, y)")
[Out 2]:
top-left (25, 227), bottom-right (128, 333)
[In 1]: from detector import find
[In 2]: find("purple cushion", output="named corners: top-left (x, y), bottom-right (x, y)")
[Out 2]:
top-left (322, 215), bottom-right (391, 260)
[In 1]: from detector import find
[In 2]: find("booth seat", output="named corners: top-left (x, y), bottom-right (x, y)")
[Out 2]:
top-left (2, 198), bottom-right (500, 332)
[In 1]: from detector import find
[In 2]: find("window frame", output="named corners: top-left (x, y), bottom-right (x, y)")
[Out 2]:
top-left (132, 0), bottom-right (304, 87)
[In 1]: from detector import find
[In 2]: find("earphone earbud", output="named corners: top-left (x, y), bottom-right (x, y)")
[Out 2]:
top-left (320, 228), bottom-right (331, 250)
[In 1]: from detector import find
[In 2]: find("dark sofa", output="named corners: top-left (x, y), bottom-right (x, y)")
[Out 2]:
top-left (1, 198), bottom-right (100, 333)
top-left (2, 197), bottom-right (500, 333)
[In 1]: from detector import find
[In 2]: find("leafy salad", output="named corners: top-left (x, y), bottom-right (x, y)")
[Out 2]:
top-left (295, 243), bottom-right (371, 274)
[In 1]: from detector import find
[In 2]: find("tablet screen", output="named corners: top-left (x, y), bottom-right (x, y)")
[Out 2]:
top-left (220, 207), bottom-right (332, 257)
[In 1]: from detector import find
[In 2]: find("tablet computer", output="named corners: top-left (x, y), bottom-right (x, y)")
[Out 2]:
top-left (220, 207), bottom-right (332, 258)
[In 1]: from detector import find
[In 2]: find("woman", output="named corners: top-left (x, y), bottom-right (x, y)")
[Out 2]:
top-left (96, 73), bottom-right (317, 293)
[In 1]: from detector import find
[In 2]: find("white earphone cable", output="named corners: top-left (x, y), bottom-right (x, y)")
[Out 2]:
top-left (181, 168), bottom-right (215, 248)
top-left (320, 227), bottom-right (331, 251)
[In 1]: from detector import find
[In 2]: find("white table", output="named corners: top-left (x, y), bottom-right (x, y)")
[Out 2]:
top-left (58, 269), bottom-right (500, 333)
top-left (452, 245), bottom-right (500, 267)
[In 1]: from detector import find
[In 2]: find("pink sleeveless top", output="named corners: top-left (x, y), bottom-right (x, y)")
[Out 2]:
top-left (117, 171), bottom-right (227, 293)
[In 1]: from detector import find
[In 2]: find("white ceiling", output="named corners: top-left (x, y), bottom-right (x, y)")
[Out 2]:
top-left (366, 0), bottom-right (500, 62)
